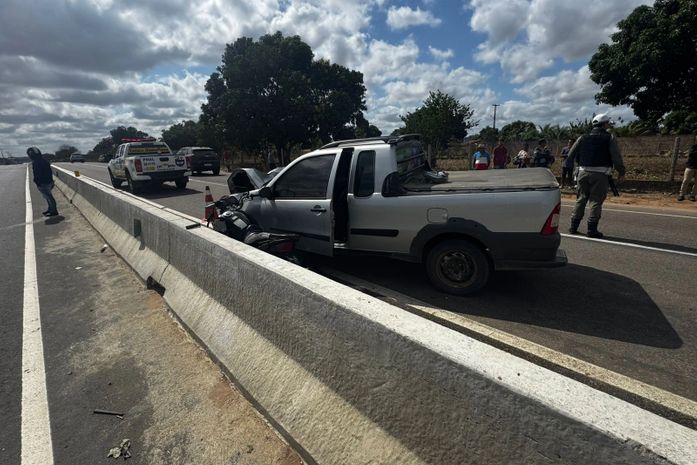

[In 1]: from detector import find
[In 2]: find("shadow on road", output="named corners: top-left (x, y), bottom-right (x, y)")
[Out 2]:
top-left (44, 215), bottom-right (65, 225)
top-left (135, 185), bottom-right (202, 200)
top-left (322, 255), bottom-right (682, 349)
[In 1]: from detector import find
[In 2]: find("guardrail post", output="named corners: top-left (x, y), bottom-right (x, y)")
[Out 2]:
top-left (669, 136), bottom-right (680, 182)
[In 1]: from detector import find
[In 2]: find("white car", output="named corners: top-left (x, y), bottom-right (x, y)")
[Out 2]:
top-left (107, 139), bottom-right (191, 193)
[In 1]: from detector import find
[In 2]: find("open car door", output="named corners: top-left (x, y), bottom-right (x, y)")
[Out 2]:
top-left (256, 153), bottom-right (338, 256)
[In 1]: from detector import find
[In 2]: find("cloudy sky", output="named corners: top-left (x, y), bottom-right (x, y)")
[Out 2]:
top-left (0, 0), bottom-right (650, 156)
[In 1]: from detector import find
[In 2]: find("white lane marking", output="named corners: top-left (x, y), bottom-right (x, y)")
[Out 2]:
top-left (22, 167), bottom-right (55, 465)
top-left (561, 233), bottom-right (697, 258)
top-left (561, 203), bottom-right (697, 220)
top-left (187, 178), bottom-right (228, 187)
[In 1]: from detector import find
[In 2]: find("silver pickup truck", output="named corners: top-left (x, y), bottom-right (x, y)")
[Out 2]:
top-left (232, 135), bottom-right (566, 294)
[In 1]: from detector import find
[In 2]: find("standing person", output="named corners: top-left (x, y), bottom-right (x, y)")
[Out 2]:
top-left (513, 143), bottom-right (530, 168)
top-left (678, 142), bottom-right (697, 201)
top-left (27, 147), bottom-right (59, 216)
top-left (492, 141), bottom-right (509, 169)
top-left (531, 139), bottom-right (554, 168)
top-left (223, 148), bottom-right (232, 172)
top-left (559, 139), bottom-right (575, 187)
top-left (568, 114), bottom-right (625, 238)
top-left (471, 145), bottom-right (491, 170)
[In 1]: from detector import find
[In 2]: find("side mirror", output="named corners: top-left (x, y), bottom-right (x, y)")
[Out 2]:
top-left (258, 186), bottom-right (273, 199)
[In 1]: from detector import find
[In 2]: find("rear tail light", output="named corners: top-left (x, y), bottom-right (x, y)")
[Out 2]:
top-left (134, 158), bottom-right (143, 173)
top-left (185, 156), bottom-right (191, 169)
top-left (541, 203), bottom-right (561, 235)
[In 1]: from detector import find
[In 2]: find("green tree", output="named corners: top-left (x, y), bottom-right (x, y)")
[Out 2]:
top-left (110, 126), bottom-right (149, 146)
top-left (567, 118), bottom-right (594, 137)
top-left (477, 126), bottom-right (499, 144)
top-left (201, 32), bottom-right (366, 164)
top-left (55, 144), bottom-right (78, 161)
top-left (399, 90), bottom-right (476, 151)
top-left (499, 120), bottom-right (539, 141)
top-left (589, 0), bottom-right (697, 124)
top-left (89, 136), bottom-right (115, 160)
top-left (661, 111), bottom-right (697, 134)
top-left (162, 120), bottom-right (199, 151)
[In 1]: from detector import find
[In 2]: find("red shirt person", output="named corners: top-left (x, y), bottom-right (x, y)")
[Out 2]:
top-left (492, 141), bottom-right (509, 169)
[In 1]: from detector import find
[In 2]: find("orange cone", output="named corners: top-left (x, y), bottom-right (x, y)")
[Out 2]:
top-left (203, 186), bottom-right (218, 222)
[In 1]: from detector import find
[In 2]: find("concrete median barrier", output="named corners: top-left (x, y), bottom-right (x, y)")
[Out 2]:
top-left (52, 166), bottom-right (697, 465)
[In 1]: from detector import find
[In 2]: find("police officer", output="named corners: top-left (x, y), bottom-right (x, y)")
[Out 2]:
top-left (567, 114), bottom-right (625, 238)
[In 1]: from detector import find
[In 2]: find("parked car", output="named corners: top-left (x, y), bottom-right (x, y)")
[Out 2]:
top-left (229, 134), bottom-right (566, 295)
top-left (107, 138), bottom-right (190, 194)
top-left (176, 147), bottom-right (220, 175)
top-left (70, 153), bottom-right (86, 163)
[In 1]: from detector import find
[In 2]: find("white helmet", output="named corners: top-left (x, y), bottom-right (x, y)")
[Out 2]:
top-left (592, 113), bottom-right (612, 126)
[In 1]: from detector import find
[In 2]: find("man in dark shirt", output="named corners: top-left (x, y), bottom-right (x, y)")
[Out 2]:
top-left (531, 139), bottom-right (554, 168)
top-left (27, 147), bottom-right (59, 216)
top-left (567, 114), bottom-right (625, 238)
top-left (678, 142), bottom-right (697, 201)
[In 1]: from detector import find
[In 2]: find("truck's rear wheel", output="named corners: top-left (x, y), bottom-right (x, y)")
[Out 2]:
top-left (175, 177), bottom-right (188, 189)
top-left (426, 240), bottom-right (489, 295)
top-left (108, 169), bottom-right (122, 188)
top-left (126, 172), bottom-right (141, 194)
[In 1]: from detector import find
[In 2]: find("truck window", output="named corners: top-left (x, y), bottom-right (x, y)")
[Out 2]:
top-left (273, 154), bottom-right (336, 199)
top-left (353, 150), bottom-right (375, 197)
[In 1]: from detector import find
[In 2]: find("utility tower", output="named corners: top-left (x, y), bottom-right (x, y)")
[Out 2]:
top-left (492, 104), bottom-right (500, 130)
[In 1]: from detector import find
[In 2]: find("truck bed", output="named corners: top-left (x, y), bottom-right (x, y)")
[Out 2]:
top-left (403, 168), bottom-right (559, 193)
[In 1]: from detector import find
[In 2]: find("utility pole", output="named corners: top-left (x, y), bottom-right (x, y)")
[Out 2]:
top-left (492, 104), bottom-right (500, 130)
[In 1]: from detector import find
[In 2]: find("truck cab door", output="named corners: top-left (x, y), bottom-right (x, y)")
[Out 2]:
top-left (258, 153), bottom-right (338, 256)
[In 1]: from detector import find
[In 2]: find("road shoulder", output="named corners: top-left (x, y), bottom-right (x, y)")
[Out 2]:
top-left (31, 177), bottom-right (302, 464)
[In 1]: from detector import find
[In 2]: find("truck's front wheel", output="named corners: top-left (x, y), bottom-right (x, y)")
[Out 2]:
top-left (108, 169), bottom-right (122, 188)
top-left (426, 240), bottom-right (489, 295)
top-left (175, 177), bottom-right (188, 189)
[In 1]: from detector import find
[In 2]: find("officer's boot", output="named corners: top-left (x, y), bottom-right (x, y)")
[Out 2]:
top-left (568, 218), bottom-right (581, 234)
top-left (587, 221), bottom-right (604, 239)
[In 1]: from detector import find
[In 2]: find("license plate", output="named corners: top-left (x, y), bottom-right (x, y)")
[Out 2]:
top-left (204, 163), bottom-right (212, 166)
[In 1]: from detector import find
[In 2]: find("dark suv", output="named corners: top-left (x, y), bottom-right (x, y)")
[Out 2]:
top-left (176, 147), bottom-right (220, 175)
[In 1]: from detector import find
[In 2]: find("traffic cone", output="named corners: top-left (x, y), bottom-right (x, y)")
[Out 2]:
top-left (203, 186), bottom-right (218, 223)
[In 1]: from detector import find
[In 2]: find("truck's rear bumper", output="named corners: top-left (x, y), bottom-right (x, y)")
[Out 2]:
top-left (494, 248), bottom-right (567, 270)
top-left (132, 170), bottom-right (190, 182)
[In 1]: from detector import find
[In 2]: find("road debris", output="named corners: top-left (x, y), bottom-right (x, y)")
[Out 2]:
top-left (107, 439), bottom-right (131, 459)
top-left (93, 409), bottom-right (125, 419)
top-left (100, 244), bottom-right (109, 253)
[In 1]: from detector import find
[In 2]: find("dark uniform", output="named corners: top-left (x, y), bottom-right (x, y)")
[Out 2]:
top-left (567, 127), bottom-right (625, 237)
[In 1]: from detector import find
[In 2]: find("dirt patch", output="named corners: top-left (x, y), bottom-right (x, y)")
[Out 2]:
top-left (561, 191), bottom-right (697, 211)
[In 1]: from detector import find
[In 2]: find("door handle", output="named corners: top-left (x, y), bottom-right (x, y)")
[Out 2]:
top-left (310, 206), bottom-right (327, 213)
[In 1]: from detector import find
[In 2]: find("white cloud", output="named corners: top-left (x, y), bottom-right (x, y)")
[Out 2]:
top-left (386, 6), bottom-right (442, 30)
top-left (486, 66), bottom-right (635, 129)
top-left (429, 46), bottom-right (454, 61)
top-left (469, 0), bottom-right (652, 82)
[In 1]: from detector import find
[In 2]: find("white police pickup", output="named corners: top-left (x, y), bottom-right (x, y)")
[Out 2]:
top-left (108, 138), bottom-right (191, 193)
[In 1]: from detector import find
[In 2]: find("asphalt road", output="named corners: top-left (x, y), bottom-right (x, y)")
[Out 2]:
top-left (56, 162), bottom-right (697, 404)
top-left (0, 164), bottom-right (302, 465)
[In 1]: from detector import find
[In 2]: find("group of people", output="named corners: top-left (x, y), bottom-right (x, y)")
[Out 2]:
top-left (471, 139), bottom-right (565, 172)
